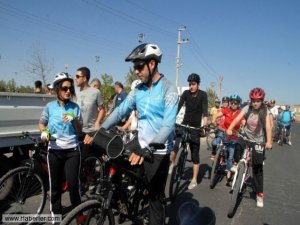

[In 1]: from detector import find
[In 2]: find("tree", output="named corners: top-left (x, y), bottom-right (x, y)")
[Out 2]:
top-left (6, 79), bottom-right (17, 92)
top-left (0, 80), bottom-right (6, 92)
top-left (124, 67), bottom-right (137, 92)
top-left (206, 87), bottom-right (219, 111)
top-left (24, 43), bottom-right (53, 87)
top-left (99, 73), bottom-right (115, 109)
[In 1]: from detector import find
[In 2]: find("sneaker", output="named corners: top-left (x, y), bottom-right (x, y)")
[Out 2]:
top-left (256, 193), bottom-right (264, 208)
top-left (210, 153), bottom-right (216, 160)
top-left (188, 180), bottom-right (197, 190)
top-left (76, 214), bottom-right (87, 225)
top-left (277, 140), bottom-right (281, 144)
top-left (168, 163), bottom-right (174, 175)
top-left (287, 141), bottom-right (292, 146)
top-left (230, 165), bottom-right (237, 173)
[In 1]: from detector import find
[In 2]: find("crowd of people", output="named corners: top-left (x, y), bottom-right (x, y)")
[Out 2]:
top-left (37, 42), bottom-right (296, 225)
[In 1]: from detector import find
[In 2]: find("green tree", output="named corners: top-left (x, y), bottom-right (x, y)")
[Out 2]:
top-left (0, 80), bottom-right (6, 92)
top-left (206, 87), bottom-right (218, 112)
top-left (99, 73), bottom-right (115, 109)
top-left (6, 79), bottom-right (17, 92)
top-left (124, 67), bottom-right (137, 92)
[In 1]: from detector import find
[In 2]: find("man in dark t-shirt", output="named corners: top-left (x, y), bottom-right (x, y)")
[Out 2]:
top-left (177, 73), bottom-right (208, 189)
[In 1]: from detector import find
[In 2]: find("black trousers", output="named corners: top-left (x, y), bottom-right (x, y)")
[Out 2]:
top-left (144, 154), bottom-right (169, 225)
top-left (47, 149), bottom-right (81, 214)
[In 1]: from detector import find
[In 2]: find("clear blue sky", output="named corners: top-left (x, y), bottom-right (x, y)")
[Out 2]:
top-left (0, 0), bottom-right (299, 105)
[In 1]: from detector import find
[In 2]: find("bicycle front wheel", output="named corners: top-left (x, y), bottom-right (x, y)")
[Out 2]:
top-left (0, 166), bottom-right (46, 224)
top-left (169, 146), bottom-right (188, 201)
top-left (210, 147), bottom-right (224, 189)
top-left (80, 154), bottom-right (104, 198)
top-left (227, 162), bottom-right (245, 218)
top-left (206, 132), bottom-right (215, 151)
top-left (60, 199), bottom-right (115, 225)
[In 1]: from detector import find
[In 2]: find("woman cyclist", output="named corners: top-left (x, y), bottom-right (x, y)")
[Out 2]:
top-left (211, 94), bottom-right (243, 185)
top-left (227, 87), bottom-right (272, 208)
top-left (39, 72), bottom-right (83, 217)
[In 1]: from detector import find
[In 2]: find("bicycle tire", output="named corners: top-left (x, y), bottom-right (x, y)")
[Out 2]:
top-left (169, 146), bottom-right (188, 201)
top-left (60, 199), bottom-right (115, 225)
top-left (0, 166), bottom-right (47, 224)
top-left (210, 146), bottom-right (223, 189)
top-left (227, 162), bottom-right (245, 218)
top-left (0, 155), bottom-right (14, 200)
top-left (80, 154), bottom-right (104, 198)
top-left (206, 132), bottom-right (215, 151)
top-left (282, 128), bottom-right (287, 144)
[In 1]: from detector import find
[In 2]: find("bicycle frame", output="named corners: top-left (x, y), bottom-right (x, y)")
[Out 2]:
top-left (230, 146), bottom-right (251, 193)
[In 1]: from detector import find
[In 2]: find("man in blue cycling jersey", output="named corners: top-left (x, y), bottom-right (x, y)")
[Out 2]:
top-left (101, 43), bottom-right (178, 225)
top-left (278, 105), bottom-right (295, 145)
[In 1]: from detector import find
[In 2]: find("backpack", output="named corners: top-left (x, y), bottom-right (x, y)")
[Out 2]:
top-left (281, 111), bottom-right (292, 123)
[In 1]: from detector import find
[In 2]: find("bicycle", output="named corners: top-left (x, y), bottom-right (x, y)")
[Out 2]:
top-left (169, 123), bottom-right (206, 201)
top-left (60, 143), bottom-right (165, 225)
top-left (0, 132), bottom-right (49, 223)
top-left (277, 124), bottom-right (288, 146)
top-left (209, 136), bottom-right (227, 189)
top-left (0, 132), bottom-right (103, 223)
top-left (206, 130), bottom-right (215, 151)
top-left (227, 132), bottom-right (264, 218)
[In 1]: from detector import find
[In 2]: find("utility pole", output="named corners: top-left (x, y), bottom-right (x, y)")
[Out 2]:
top-left (138, 33), bottom-right (145, 43)
top-left (176, 26), bottom-right (188, 93)
top-left (217, 75), bottom-right (224, 99)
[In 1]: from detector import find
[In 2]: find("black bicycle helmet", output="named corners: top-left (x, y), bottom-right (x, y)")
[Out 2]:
top-left (222, 96), bottom-right (229, 102)
top-left (187, 73), bottom-right (200, 83)
top-left (125, 43), bottom-right (162, 63)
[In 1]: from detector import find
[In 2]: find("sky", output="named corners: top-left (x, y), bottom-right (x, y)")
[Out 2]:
top-left (0, 0), bottom-right (299, 105)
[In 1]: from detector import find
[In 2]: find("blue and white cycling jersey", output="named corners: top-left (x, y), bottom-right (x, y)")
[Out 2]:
top-left (39, 101), bottom-right (83, 150)
top-left (102, 75), bottom-right (179, 155)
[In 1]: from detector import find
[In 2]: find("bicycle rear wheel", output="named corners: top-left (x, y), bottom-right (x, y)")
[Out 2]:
top-left (80, 154), bottom-right (104, 198)
top-left (60, 199), bottom-right (115, 225)
top-left (169, 146), bottom-right (187, 201)
top-left (210, 147), bottom-right (224, 189)
top-left (0, 166), bottom-right (46, 224)
top-left (227, 162), bottom-right (245, 218)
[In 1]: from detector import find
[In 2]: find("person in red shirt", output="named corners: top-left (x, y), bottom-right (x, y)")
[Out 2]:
top-left (210, 96), bottom-right (230, 159)
top-left (212, 94), bottom-right (244, 185)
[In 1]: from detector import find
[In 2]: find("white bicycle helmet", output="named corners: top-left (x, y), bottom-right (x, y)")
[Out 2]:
top-left (125, 43), bottom-right (162, 63)
top-left (131, 79), bottom-right (142, 91)
top-left (53, 72), bottom-right (73, 89)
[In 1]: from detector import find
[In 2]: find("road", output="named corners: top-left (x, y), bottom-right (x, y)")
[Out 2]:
top-left (43, 122), bottom-right (300, 224)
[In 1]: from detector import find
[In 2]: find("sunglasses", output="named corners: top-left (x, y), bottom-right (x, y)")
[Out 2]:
top-left (75, 74), bottom-right (84, 79)
top-left (133, 63), bottom-right (146, 71)
top-left (231, 101), bottom-right (239, 105)
top-left (189, 82), bottom-right (197, 86)
top-left (251, 99), bottom-right (262, 103)
top-left (60, 86), bottom-right (73, 92)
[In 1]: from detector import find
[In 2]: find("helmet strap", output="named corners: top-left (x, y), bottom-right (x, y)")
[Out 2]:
top-left (145, 61), bottom-right (158, 86)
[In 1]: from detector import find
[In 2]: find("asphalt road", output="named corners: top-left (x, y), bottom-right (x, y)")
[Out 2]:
top-left (40, 122), bottom-right (300, 225)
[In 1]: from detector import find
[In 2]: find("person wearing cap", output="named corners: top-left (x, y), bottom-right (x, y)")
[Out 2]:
top-left (209, 98), bottom-right (221, 121)
top-left (101, 43), bottom-right (178, 225)
top-left (39, 72), bottom-right (83, 217)
top-left (46, 83), bottom-right (55, 95)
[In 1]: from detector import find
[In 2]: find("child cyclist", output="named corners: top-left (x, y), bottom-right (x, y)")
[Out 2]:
top-left (227, 87), bottom-right (272, 208)
top-left (211, 94), bottom-right (244, 185)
